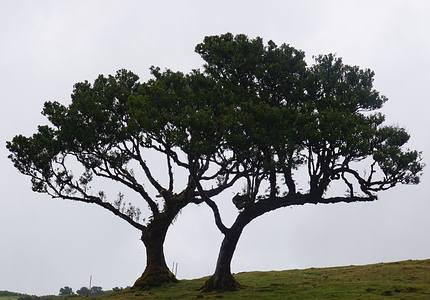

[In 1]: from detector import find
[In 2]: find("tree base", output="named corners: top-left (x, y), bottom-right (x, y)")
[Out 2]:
top-left (133, 267), bottom-right (177, 289)
top-left (202, 273), bottom-right (240, 292)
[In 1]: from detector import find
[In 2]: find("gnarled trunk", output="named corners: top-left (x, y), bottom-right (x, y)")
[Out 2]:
top-left (203, 227), bottom-right (243, 291)
top-left (133, 220), bottom-right (177, 289)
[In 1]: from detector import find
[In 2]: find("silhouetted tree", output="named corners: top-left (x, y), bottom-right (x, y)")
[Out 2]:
top-left (90, 286), bottom-right (103, 295)
top-left (7, 33), bottom-right (423, 292)
top-left (6, 62), bottom-right (236, 288)
top-left (58, 286), bottom-right (74, 296)
top-left (192, 33), bottom-right (424, 291)
top-left (76, 287), bottom-right (90, 297)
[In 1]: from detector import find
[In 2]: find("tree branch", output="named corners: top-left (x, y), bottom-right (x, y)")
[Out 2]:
top-left (239, 193), bottom-right (377, 226)
top-left (191, 174), bottom-right (228, 234)
top-left (74, 151), bottom-right (160, 215)
top-left (134, 146), bottom-right (166, 195)
top-left (43, 169), bottom-right (147, 231)
top-left (166, 151), bottom-right (174, 193)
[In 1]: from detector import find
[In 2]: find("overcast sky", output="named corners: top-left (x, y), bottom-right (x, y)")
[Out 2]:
top-left (1, 0), bottom-right (429, 295)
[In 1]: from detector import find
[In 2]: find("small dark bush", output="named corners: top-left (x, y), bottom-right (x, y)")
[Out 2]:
top-left (90, 286), bottom-right (103, 296)
top-left (76, 287), bottom-right (90, 297)
top-left (59, 287), bottom-right (74, 296)
top-left (18, 296), bottom-right (39, 300)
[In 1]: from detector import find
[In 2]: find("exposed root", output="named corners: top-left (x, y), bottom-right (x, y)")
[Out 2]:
top-left (133, 267), bottom-right (177, 289)
top-left (201, 273), bottom-right (240, 292)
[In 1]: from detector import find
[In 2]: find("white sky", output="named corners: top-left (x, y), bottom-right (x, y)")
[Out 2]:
top-left (0, 0), bottom-right (429, 295)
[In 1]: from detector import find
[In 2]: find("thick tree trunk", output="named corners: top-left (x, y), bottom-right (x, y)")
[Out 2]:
top-left (133, 221), bottom-right (177, 289)
top-left (203, 227), bottom-right (244, 291)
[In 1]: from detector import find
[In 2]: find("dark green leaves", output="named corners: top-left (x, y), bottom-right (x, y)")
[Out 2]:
top-left (129, 68), bottom-right (223, 156)
top-left (7, 126), bottom-right (59, 178)
top-left (373, 126), bottom-right (423, 184)
top-left (306, 54), bottom-right (387, 112)
top-left (6, 33), bottom-right (424, 216)
top-left (196, 33), bottom-right (307, 107)
top-left (194, 34), bottom-right (423, 200)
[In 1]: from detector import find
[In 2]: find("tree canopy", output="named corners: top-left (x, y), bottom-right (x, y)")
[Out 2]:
top-left (59, 286), bottom-right (74, 296)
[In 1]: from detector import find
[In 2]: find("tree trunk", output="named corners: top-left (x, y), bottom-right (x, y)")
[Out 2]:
top-left (203, 227), bottom-right (244, 291)
top-left (133, 221), bottom-right (177, 289)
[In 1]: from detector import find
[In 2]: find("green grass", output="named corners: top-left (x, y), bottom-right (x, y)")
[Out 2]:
top-left (100, 259), bottom-right (430, 300)
top-left (0, 291), bottom-right (23, 300)
top-left (2, 259), bottom-right (430, 300)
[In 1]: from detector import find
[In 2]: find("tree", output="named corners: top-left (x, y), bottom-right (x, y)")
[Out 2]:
top-left (6, 33), bottom-right (424, 291)
top-left (76, 287), bottom-right (90, 297)
top-left (58, 286), bottom-right (74, 296)
top-left (6, 67), bottom-right (238, 287)
top-left (90, 286), bottom-right (103, 295)
top-left (191, 33), bottom-right (424, 290)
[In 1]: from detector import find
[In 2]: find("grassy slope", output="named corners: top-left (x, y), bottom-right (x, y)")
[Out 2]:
top-left (0, 291), bottom-right (23, 300)
top-left (104, 259), bottom-right (430, 300)
top-left (2, 259), bottom-right (429, 300)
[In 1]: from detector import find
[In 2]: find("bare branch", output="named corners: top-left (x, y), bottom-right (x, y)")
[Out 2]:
top-left (277, 149), bottom-right (296, 195)
top-left (341, 172), bottom-right (354, 197)
top-left (192, 177), bottom-right (228, 234)
top-left (134, 146), bottom-right (166, 195)
top-left (245, 193), bottom-right (377, 221)
top-left (43, 166), bottom-right (146, 231)
top-left (204, 197), bottom-right (229, 235)
top-left (198, 173), bottom-right (243, 198)
top-left (166, 151), bottom-right (174, 193)
top-left (73, 151), bottom-right (160, 215)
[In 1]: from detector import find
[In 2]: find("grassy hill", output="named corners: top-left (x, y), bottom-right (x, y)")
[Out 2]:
top-left (2, 259), bottom-right (429, 300)
top-left (0, 291), bottom-right (24, 300)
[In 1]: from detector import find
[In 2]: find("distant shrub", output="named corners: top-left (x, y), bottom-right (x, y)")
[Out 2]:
top-left (76, 287), bottom-right (90, 297)
top-left (59, 287), bottom-right (74, 296)
top-left (75, 286), bottom-right (103, 296)
top-left (17, 296), bottom-right (39, 300)
top-left (90, 286), bottom-right (103, 296)
top-left (0, 291), bottom-right (24, 297)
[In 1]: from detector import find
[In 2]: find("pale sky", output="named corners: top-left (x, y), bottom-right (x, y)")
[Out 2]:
top-left (0, 0), bottom-right (429, 295)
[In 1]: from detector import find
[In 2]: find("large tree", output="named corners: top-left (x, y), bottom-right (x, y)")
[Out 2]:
top-left (6, 67), bottom-right (238, 288)
top-left (7, 33), bottom-right (423, 292)
top-left (192, 33), bottom-right (424, 291)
